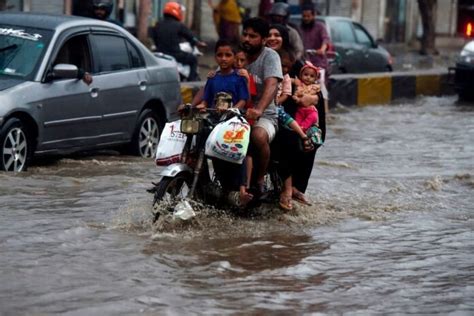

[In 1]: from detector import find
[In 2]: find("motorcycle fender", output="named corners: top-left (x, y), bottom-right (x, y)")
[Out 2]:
top-left (159, 163), bottom-right (193, 177)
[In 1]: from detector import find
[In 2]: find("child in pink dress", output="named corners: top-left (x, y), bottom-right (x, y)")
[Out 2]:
top-left (292, 62), bottom-right (320, 132)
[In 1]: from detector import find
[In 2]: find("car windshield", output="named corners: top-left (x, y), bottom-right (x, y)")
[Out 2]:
top-left (0, 25), bottom-right (53, 80)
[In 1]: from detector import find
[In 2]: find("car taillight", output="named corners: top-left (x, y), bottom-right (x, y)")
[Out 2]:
top-left (466, 22), bottom-right (473, 37)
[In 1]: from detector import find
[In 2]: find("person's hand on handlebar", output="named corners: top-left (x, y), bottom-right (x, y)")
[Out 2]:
top-left (196, 102), bottom-right (207, 112)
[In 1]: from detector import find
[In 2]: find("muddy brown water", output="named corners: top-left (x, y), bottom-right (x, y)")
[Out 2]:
top-left (1, 96), bottom-right (473, 314)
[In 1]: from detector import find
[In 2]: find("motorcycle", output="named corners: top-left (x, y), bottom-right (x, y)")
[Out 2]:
top-left (152, 41), bottom-right (202, 82)
top-left (177, 42), bottom-right (203, 82)
top-left (148, 102), bottom-right (283, 222)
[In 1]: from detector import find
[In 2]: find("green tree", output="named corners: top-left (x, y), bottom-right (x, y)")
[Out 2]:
top-left (417, 0), bottom-right (438, 55)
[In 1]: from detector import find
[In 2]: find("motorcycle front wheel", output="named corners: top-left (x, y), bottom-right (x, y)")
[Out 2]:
top-left (152, 173), bottom-right (193, 221)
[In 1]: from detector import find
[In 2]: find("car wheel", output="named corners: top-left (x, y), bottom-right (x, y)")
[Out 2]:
top-left (0, 118), bottom-right (30, 172)
top-left (131, 109), bottom-right (161, 158)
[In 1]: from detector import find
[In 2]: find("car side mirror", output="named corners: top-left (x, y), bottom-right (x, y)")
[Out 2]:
top-left (51, 63), bottom-right (79, 80)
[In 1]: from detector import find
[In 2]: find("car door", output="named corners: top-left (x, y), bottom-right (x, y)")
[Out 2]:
top-left (328, 19), bottom-right (362, 73)
top-left (89, 31), bottom-right (149, 144)
top-left (353, 22), bottom-right (386, 72)
top-left (38, 30), bottom-right (102, 151)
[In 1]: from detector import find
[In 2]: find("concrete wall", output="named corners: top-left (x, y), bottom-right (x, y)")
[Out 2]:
top-left (361, 0), bottom-right (382, 40)
top-left (328, 0), bottom-right (352, 17)
top-left (436, 0), bottom-right (457, 35)
top-left (28, 0), bottom-right (64, 14)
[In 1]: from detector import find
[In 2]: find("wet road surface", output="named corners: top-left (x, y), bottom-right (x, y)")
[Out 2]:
top-left (1, 96), bottom-right (473, 314)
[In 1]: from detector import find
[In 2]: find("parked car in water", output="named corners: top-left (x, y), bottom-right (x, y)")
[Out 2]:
top-left (290, 15), bottom-right (393, 74)
top-left (0, 12), bottom-right (182, 172)
top-left (451, 40), bottom-right (474, 100)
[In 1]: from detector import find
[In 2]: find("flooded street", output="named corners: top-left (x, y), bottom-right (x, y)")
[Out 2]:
top-left (1, 96), bottom-right (473, 314)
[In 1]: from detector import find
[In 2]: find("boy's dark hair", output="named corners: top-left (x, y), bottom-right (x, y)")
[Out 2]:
top-left (214, 39), bottom-right (237, 54)
top-left (278, 48), bottom-right (295, 64)
top-left (242, 17), bottom-right (270, 38)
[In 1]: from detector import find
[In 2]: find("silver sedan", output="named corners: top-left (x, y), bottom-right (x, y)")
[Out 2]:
top-left (0, 12), bottom-right (181, 171)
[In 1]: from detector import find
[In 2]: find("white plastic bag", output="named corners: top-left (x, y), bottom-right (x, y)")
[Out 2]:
top-left (155, 120), bottom-right (187, 166)
top-left (205, 116), bottom-right (250, 164)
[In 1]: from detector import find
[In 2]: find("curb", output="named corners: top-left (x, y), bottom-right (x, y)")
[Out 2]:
top-left (180, 69), bottom-right (455, 107)
top-left (328, 69), bottom-right (455, 107)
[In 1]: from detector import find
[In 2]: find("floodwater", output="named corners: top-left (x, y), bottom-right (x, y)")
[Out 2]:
top-left (1, 96), bottom-right (473, 314)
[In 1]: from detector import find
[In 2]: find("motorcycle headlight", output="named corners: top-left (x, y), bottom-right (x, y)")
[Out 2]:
top-left (180, 119), bottom-right (201, 134)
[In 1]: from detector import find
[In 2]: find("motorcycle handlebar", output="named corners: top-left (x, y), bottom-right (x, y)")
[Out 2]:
top-left (179, 104), bottom-right (246, 117)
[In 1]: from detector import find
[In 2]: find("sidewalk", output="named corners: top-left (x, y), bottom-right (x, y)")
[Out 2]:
top-left (386, 41), bottom-right (463, 72)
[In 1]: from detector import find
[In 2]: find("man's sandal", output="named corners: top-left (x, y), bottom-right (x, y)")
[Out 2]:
top-left (279, 194), bottom-right (293, 211)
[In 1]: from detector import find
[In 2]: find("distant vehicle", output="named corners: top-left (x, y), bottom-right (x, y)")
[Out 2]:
top-left (290, 15), bottom-right (393, 74)
top-left (451, 40), bottom-right (474, 100)
top-left (0, 12), bottom-right (182, 172)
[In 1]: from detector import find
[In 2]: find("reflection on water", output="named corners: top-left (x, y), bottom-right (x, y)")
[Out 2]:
top-left (0, 96), bottom-right (473, 314)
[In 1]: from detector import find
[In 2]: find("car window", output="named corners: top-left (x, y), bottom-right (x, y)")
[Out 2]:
top-left (126, 40), bottom-right (145, 68)
top-left (0, 26), bottom-right (53, 80)
top-left (331, 21), bottom-right (356, 43)
top-left (92, 34), bottom-right (130, 73)
top-left (353, 23), bottom-right (373, 47)
top-left (53, 34), bottom-right (92, 73)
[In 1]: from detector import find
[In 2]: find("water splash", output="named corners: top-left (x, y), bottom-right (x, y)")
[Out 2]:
top-left (424, 176), bottom-right (444, 191)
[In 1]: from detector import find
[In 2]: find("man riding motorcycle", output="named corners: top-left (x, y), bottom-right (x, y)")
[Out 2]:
top-left (91, 0), bottom-right (122, 26)
top-left (152, 1), bottom-right (207, 81)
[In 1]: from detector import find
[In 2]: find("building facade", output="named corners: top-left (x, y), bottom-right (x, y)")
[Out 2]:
top-left (2, 0), bottom-right (472, 45)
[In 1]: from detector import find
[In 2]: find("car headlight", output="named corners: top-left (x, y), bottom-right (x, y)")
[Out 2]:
top-left (459, 50), bottom-right (474, 64)
top-left (459, 42), bottom-right (474, 64)
top-left (180, 119), bottom-right (201, 134)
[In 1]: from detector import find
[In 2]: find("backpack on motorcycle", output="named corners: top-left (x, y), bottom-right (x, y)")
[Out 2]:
top-left (205, 115), bottom-right (250, 164)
